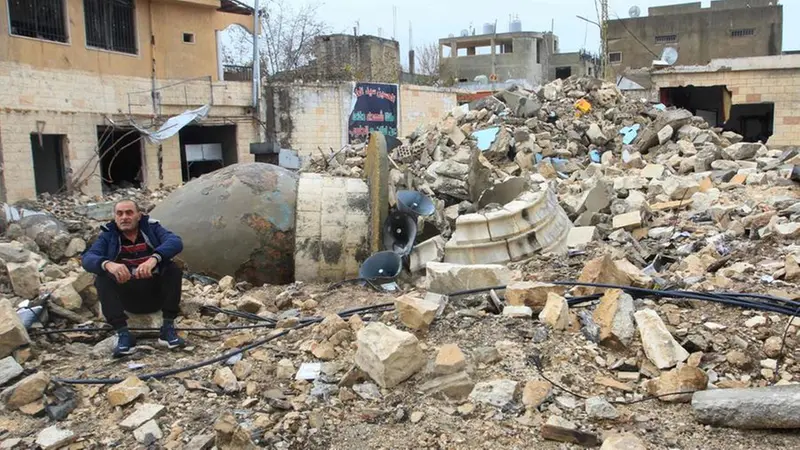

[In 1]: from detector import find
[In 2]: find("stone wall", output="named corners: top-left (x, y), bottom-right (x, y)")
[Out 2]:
top-left (265, 82), bottom-right (458, 157)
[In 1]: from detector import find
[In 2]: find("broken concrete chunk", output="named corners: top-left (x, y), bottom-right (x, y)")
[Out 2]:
top-left (541, 415), bottom-right (600, 446)
top-left (43, 279), bottom-right (82, 311)
top-left (35, 426), bottom-right (75, 450)
top-left (7, 260), bottom-right (40, 299)
top-left (722, 142), bottom-right (762, 161)
top-left (641, 163), bottom-right (665, 179)
top-left (505, 281), bottom-right (563, 311)
top-left (426, 262), bottom-right (518, 294)
top-left (419, 371), bottom-right (474, 400)
top-left (0, 357), bottom-right (24, 386)
top-left (0, 371), bottom-right (49, 410)
top-left (433, 344), bottom-right (466, 376)
top-left (214, 367), bottom-right (240, 394)
top-left (585, 396), bottom-right (619, 419)
top-left (663, 177), bottom-right (700, 201)
top-left (120, 403), bottom-right (166, 430)
top-left (593, 289), bottom-right (635, 349)
top-left (612, 210), bottom-right (642, 230)
top-left (646, 365), bottom-right (707, 403)
top-left (409, 235), bottom-right (446, 273)
top-left (0, 298), bottom-right (31, 359)
top-left (469, 379), bottom-right (517, 408)
top-left (503, 305), bottom-right (533, 318)
top-left (574, 254), bottom-right (632, 296)
top-left (586, 123), bottom-right (607, 146)
top-left (133, 419), bottom-right (162, 445)
top-left (538, 293), bottom-right (569, 330)
top-left (692, 385), bottom-right (800, 429)
top-left (657, 125), bottom-right (674, 145)
top-left (395, 294), bottom-right (439, 330)
top-left (600, 433), bottom-right (647, 450)
top-left (567, 226), bottom-right (597, 247)
top-left (634, 309), bottom-right (689, 369)
top-left (522, 380), bottom-right (552, 409)
top-left (355, 323), bottom-right (425, 388)
top-left (107, 375), bottom-right (150, 407)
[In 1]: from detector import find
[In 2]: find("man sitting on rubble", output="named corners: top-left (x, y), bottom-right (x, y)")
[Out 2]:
top-left (81, 200), bottom-right (186, 357)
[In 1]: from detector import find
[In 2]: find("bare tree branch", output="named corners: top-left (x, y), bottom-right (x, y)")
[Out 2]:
top-left (416, 42), bottom-right (440, 77)
top-left (219, 0), bottom-right (328, 76)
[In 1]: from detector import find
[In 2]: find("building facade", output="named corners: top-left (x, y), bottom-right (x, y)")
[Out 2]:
top-left (608, 0), bottom-right (782, 75)
top-left (0, 0), bottom-right (259, 203)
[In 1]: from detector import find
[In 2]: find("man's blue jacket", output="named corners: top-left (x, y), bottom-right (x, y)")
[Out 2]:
top-left (81, 215), bottom-right (183, 275)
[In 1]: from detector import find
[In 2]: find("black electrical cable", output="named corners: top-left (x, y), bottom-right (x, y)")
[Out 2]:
top-left (528, 353), bottom-right (698, 405)
top-left (29, 322), bottom-right (279, 337)
top-left (51, 302), bottom-right (394, 385)
top-left (445, 282), bottom-right (800, 316)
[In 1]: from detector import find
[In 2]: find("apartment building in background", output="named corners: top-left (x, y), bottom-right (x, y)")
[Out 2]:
top-left (0, 0), bottom-right (258, 203)
top-left (607, 0), bottom-right (783, 74)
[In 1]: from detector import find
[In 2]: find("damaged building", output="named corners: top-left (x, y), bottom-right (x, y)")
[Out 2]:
top-left (651, 54), bottom-right (800, 146)
top-left (0, 0), bottom-right (260, 203)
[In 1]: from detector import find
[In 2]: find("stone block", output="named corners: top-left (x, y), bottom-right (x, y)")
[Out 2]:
top-left (355, 323), bottom-right (425, 388)
top-left (426, 262), bottom-right (518, 295)
top-left (0, 298), bottom-right (31, 359)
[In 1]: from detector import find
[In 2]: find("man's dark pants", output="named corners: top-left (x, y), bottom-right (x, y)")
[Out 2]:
top-left (95, 262), bottom-right (183, 330)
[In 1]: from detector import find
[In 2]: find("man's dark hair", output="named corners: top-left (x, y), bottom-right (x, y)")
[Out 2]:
top-left (114, 199), bottom-right (140, 212)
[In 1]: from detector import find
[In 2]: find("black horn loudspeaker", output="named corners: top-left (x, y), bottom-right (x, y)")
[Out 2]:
top-left (358, 251), bottom-right (403, 281)
top-left (396, 190), bottom-right (435, 217)
top-left (382, 211), bottom-right (418, 256)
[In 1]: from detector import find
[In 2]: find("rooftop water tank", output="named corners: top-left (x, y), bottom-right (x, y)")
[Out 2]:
top-left (510, 19), bottom-right (522, 33)
top-left (483, 23), bottom-right (495, 35)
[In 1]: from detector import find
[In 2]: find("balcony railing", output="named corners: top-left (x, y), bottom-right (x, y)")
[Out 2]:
top-left (223, 64), bottom-right (253, 82)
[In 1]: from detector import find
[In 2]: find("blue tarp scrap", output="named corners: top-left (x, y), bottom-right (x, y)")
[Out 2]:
top-left (472, 127), bottom-right (501, 151)
top-left (619, 124), bottom-right (641, 145)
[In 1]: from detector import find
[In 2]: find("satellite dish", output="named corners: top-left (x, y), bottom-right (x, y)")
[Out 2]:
top-left (661, 47), bottom-right (679, 65)
top-left (629, 6), bottom-right (641, 18)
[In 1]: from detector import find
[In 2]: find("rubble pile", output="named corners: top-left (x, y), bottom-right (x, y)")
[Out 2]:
top-left (0, 75), bottom-right (798, 448)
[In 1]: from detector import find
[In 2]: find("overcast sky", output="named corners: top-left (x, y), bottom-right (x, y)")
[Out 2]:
top-left (281, 0), bottom-right (795, 68)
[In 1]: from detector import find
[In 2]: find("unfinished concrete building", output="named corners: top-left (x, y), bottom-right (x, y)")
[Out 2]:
top-left (439, 30), bottom-right (559, 87)
top-left (608, 0), bottom-right (783, 74)
top-left (0, 0), bottom-right (259, 203)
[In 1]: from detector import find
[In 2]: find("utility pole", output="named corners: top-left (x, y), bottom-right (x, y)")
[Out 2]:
top-left (599, 0), bottom-right (610, 81)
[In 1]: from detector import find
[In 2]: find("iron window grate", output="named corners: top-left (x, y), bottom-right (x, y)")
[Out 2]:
top-left (731, 28), bottom-right (755, 38)
top-left (8, 0), bottom-right (68, 43)
top-left (84, 0), bottom-right (137, 54)
top-left (655, 34), bottom-right (677, 44)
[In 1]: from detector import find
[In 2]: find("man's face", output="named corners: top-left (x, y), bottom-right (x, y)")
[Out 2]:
top-left (114, 201), bottom-right (140, 232)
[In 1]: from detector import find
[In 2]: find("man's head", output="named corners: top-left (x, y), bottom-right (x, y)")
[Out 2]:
top-left (114, 200), bottom-right (141, 232)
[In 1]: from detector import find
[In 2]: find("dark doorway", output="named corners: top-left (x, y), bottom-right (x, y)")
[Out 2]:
top-left (659, 85), bottom-right (731, 127)
top-left (723, 103), bottom-right (774, 143)
top-left (97, 127), bottom-right (144, 193)
top-left (178, 125), bottom-right (237, 181)
top-left (555, 66), bottom-right (572, 80)
top-left (30, 134), bottom-right (66, 196)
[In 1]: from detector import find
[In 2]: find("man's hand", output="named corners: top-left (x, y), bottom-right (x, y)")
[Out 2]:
top-left (134, 257), bottom-right (158, 280)
top-left (104, 262), bottom-right (131, 284)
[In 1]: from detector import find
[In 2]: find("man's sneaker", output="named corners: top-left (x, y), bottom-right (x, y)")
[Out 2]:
top-left (113, 330), bottom-right (136, 358)
top-left (158, 322), bottom-right (185, 349)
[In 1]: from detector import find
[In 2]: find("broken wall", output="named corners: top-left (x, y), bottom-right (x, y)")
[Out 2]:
top-left (264, 82), bottom-right (459, 157)
top-left (652, 66), bottom-right (800, 147)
